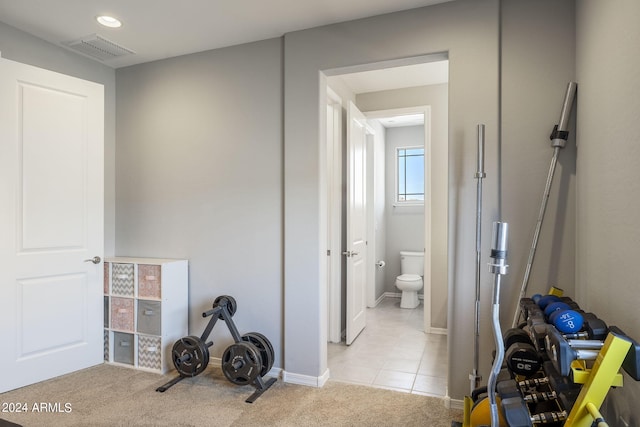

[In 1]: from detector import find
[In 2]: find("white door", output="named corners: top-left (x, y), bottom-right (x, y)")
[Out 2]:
top-left (0, 58), bottom-right (104, 393)
top-left (345, 101), bottom-right (368, 345)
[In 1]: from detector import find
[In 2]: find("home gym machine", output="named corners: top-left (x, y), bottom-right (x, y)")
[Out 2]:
top-left (156, 295), bottom-right (277, 403)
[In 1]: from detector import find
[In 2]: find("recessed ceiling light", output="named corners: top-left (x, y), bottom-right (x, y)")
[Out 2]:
top-left (96, 15), bottom-right (122, 28)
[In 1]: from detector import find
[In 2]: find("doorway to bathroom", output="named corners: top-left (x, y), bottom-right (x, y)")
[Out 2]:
top-left (364, 106), bottom-right (431, 329)
top-left (323, 55), bottom-right (449, 395)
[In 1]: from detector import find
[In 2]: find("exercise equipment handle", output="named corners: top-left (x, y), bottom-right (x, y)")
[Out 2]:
top-left (203, 306), bottom-right (222, 318)
top-left (532, 410), bottom-right (567, 424)
top-left (488, 221), bottom-right (509, 427)
top-left (568, 339), bottom-right (604, 350)
top-left (586, 402), bottom-right (609, 427)
top-left (489, 222), bottom-right (509, 275)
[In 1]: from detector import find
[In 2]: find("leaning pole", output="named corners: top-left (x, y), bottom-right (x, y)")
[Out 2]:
top-left (511, 82), bottom-right (577, 327)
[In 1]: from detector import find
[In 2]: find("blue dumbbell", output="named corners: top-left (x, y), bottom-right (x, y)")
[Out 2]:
top-left (549, 309), bottom-right (584, 334)
top-left (537, 295), bottom-right (562, 310)
top-left (544, 301), bottom-right (571, 317)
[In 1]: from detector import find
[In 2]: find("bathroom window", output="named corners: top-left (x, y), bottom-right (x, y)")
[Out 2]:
top-left (396, 146), bottom-right (424, 204)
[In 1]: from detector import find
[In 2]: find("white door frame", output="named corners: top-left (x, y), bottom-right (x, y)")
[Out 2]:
top-left (364, 106), bottom-right (434, 333)
top-left (326, 87), bottom-right (343, 344)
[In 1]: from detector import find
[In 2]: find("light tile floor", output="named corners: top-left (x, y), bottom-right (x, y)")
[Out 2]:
top-left (328, 296), bottom-right (448, 396)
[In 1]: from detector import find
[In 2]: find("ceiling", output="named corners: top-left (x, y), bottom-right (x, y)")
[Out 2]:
top-left (0, 0), bottom-right (453, 69)
top-left (334, 60), bottom-right (449, 94)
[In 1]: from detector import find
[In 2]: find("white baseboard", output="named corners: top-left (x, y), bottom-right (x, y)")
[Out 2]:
top-left (282, 369), bottom-right (329, 388)
top-left (383, 291), bottom-right (425, 300)
top-left (428, 327), bottom-right (448, 335)
top-left (373, 293), bottom-right (386, 307)
top-left (448, 397), bottom-right (464, 411)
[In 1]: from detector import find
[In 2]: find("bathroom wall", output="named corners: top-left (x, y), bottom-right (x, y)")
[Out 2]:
top-left (383, 125), bottom-right (425, 293)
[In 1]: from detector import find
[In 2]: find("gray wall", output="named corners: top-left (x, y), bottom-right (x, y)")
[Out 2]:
top-left (383, 125), bottom-right (425, 293)
top-left (115, 39), bottom-right (284, 364)
top-left (0, 21), bottom-right (116, 256)
top-left (576, 1), bottom-right (640, 425)
top-left (500, 0), bottom-right (576, 325)
top-left (358, 83), bottom-right (449, 328)
top-left (284, 0), bottom-right (501, 397)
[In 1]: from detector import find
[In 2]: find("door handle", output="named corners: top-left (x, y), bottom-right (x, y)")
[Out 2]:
top-left (84, 256), bottom-right (101, 264)
top-left (342, 251), bottom-right (359, 257)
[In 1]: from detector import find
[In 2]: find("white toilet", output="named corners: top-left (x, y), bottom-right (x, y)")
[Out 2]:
top-left (395, 251), bottom-right (424, 309)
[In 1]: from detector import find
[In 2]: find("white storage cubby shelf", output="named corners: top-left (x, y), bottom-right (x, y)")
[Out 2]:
top-left (103, 257), bottom-right (188, 374)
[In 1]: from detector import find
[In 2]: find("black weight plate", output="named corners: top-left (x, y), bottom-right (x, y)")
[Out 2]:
top-left (242, 333), bottom-right (273, 376)
top-left (506, 342), bottom-right (542, 378)
top-left (248, 332), bottom-right (274, 362)
top-left (222, 342), bottom-right (262, 386)
top-left (503, 328), bottom-right (532, 349)
top-left (226, 296), bottom-right (237, 316)
top-left (172, 336), bottom-right (209, 377)
top-left (213, 295), bottom-right (238, 319)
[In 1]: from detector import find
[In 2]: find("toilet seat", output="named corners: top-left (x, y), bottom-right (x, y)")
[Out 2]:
top-left (396, 274), bottom-right (421, 283)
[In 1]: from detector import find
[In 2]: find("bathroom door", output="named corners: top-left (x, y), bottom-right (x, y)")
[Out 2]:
top-left (345, 101), bottom-right (368, 345)
top-left (0, 57), bottom-right (104, 393)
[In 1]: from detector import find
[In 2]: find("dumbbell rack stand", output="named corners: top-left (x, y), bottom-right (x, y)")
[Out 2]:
top-left (563, 330), bottom-right (632, 427)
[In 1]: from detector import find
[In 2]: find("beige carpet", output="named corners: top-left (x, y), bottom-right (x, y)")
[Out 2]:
top-left (0, 364), bottom-right (462, 426)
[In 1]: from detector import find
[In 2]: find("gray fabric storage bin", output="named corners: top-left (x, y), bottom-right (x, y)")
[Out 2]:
top-left (113, 332), bottom-right (134, 365)
top-left (137, 300), bottom-right (161, 336)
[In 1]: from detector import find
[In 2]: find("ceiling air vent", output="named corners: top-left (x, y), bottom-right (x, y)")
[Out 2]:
top-left (64, 34), bottom-right (135, 61)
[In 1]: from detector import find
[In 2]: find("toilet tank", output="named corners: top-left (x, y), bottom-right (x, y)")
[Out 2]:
top-left (400, 251), bottom-right (424, 275)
